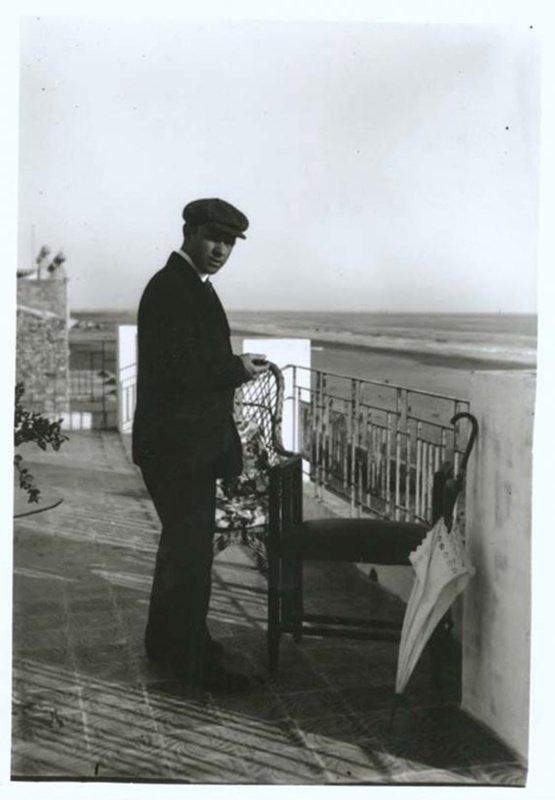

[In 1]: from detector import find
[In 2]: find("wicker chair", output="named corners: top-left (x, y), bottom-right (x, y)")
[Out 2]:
top-left (213, 362), bottom-right (302, 569)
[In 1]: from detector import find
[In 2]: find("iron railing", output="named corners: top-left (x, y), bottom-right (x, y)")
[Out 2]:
top-left (282, 364), bottom-right (470, 525)
top-left (112, 350), bottom-right (472, 524)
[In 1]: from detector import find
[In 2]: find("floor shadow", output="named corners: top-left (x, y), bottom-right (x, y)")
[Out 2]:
top-left (11, 431), bottom-right (526, 785)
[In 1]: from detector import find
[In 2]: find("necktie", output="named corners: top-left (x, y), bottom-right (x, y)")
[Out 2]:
top-left (204, 279), bottom-right (217, 308)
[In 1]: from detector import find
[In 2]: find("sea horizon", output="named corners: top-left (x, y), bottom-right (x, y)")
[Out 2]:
top-left (70, 307), bottom-right (537, 370)
top-left (71, 307), bottom-right (537, 317)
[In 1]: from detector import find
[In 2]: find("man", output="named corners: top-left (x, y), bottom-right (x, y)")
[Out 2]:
top-left (132, 198), bottom-right (268, 691)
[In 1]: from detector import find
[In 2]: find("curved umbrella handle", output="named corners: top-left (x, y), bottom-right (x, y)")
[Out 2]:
top-left (450, 411), bottom-right (479, 477)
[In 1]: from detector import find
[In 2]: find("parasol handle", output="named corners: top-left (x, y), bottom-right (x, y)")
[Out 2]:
top-left (388, 692), bottom-right (411, 733)
top-left (450, 412), bottom-right (479, 478)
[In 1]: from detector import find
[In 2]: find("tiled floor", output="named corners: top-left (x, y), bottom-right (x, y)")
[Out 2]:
top-left (12, 431), bottom-right (526, 784)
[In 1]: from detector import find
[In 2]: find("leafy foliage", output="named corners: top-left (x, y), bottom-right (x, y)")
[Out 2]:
top-left (16, 244), bottom-right (66, 279)
top-left (14, 383), bottom-right (68, 503)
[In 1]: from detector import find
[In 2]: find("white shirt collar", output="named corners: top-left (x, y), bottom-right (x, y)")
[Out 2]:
top-left (176, 249), bottom-right (209, 282)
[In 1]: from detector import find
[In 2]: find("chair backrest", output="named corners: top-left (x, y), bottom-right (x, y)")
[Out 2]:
top-left (234, 362), bottom-right (289, 463)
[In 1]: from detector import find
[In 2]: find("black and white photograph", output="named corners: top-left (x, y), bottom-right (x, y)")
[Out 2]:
top-left (3, 1), bottom-right (553, 793)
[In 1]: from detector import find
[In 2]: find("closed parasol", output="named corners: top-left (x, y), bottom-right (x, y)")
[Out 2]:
top-left (395, 505), bottom-right (475, 694)
top-left (394, 412), bottom-right (478, 698)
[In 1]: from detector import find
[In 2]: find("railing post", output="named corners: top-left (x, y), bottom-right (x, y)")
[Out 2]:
top-left (405, 427), bottom-right (412, 521)
top-left (415, 422), bottom-right (422, 520)
top-left (365, 411), bottom-right (372, 513)
top-left (313, 370), bottom-right (324, 499)
top-left (291, 364), bottom-right (298, 451)
top-left (349, 378), bottom-right (360, 516)
top-left (324, 394), bottom-right (332, 494)
top-left (396, 387), bottom-right (408, 431)
top-left (394, 426), bottom-right (401, 521)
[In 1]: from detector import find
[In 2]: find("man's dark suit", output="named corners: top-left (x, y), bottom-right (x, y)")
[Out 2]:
top-left (132, 251), bottom-right (248, 681)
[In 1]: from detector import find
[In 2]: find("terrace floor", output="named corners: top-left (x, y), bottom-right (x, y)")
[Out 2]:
top-left (11, 431), bottom-right (526, 785)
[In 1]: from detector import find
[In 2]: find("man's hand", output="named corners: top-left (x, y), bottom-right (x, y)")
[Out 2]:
top-left (240, 353), bottom-right (270, 380)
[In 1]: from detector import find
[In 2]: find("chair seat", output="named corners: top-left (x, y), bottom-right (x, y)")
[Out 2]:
top-left (280, 517), bottom-right (429, 565)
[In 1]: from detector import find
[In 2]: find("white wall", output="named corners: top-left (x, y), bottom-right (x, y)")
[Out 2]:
top-left (462, 370), bottom-right (535, 761)
top-left (242, 337), bottom-right (311, 453)
top-left (117, 325), bottom-right (137, 433)
top-left (116, 329), bottom-right (312, 447)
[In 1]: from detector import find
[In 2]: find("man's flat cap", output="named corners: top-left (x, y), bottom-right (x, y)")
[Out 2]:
top-left (182, 198), bottom-right (249, 239)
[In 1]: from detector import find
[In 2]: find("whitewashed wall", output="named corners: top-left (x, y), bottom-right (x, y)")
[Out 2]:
top-left (116, 327), bottom-right (311, 453)
top-left (117, 325), bottom-right (137, 434)
top-left (242, 337), bottom-right (311, 453)
top-left (462, 370), bottom-right (535, 760)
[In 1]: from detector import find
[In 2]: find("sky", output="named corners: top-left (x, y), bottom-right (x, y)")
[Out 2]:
top-left (17, 16), bottom-right (540, 314)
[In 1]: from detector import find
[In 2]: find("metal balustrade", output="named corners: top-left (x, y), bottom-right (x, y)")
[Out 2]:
top-left (282, 364), bottom-right (471, 525)
top-left (113, 343), bottom-right (471, 525)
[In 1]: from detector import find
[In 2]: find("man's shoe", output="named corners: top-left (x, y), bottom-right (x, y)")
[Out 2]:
top-left (146, 645), bottom-right (169, 663)
top-left (201, 664), bottom-right (251, 693)
top-left (146, 637), bottom-right (224, 664)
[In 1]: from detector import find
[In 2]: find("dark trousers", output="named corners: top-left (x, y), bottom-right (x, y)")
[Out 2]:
top-left (141, 459), bottom-right (217, 684)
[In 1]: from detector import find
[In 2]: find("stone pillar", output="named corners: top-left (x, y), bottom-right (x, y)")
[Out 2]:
top-left (16, 278), bottom-right (70, 418)
top-left (462, 370), bottom-right (535, 761)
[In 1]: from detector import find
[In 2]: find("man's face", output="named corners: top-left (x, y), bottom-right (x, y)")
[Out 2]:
top-left (186, 225), bottom-right (236, 276)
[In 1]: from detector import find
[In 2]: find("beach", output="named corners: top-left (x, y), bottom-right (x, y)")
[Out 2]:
top-left (229, 310), bottom-right (536, 402)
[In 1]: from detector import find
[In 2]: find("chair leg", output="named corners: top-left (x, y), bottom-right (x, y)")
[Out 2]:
top-left (429, 613), bottom-right (452, 694)
top-left (268, 590), bottom-right (281, 673)
top-left (267, 549), bottom-right (281, 673)
top-left (292, 556), bottom-right (303, 643)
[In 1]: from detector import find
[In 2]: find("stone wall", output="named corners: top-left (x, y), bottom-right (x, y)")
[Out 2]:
top-left (462, 370), bottom-right (535, 761)
top-left (16, 278), bottom-right (69, 418)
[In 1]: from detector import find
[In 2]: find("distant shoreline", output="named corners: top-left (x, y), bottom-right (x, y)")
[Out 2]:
top-left (313, 338), bottom-right (534, 371)
top-left (231, 329), bottom-right (535, 371)
top-left (69, 309), bottom-right (537, 372)
top-left (72, 308), bottom-right (537, 318)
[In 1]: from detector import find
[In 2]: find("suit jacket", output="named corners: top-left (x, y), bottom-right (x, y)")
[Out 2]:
top-left (132, 252), bottom-right (248, 475)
